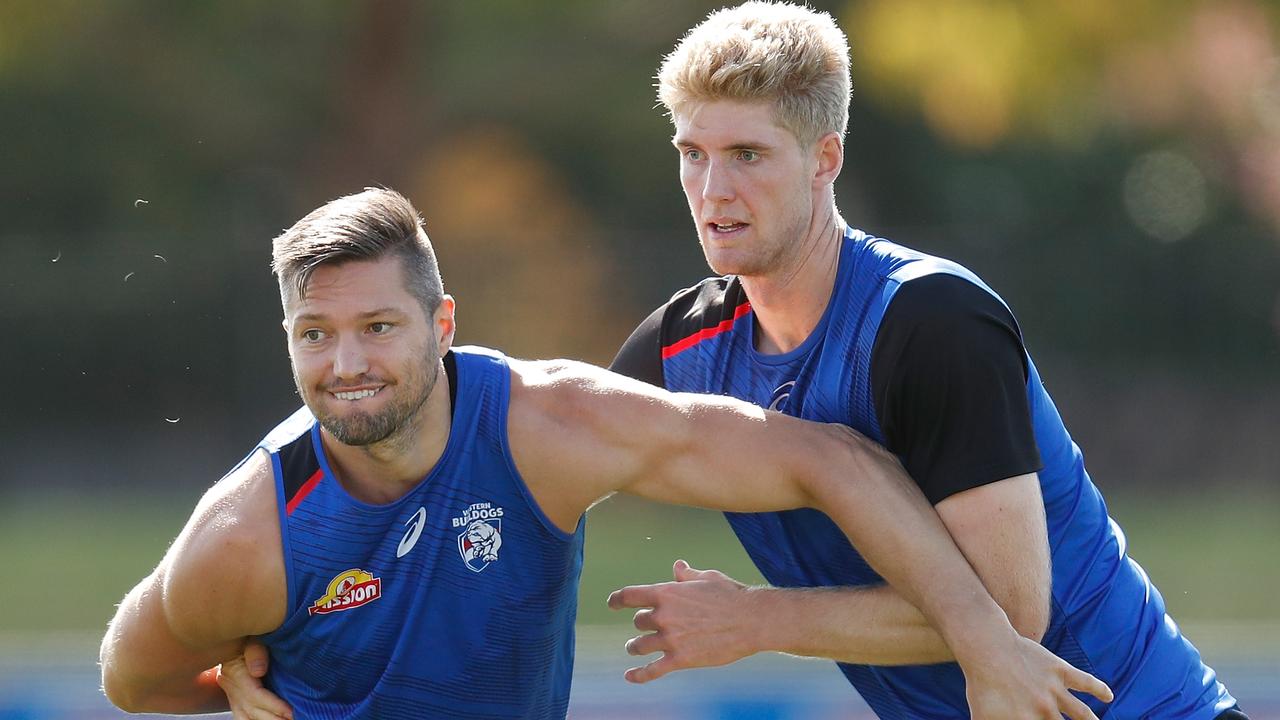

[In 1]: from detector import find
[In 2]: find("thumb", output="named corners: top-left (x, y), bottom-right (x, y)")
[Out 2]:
top-left (244, 639), bottom-right (271, 677)
top-left (673, 559), bottom-right (706, 581)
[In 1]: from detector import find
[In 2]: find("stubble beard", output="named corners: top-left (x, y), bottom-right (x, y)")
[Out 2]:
top-left (296, 346), bottom-right (440, 449)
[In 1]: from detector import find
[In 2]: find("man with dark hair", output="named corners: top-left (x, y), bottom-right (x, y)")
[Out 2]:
top-left (101, 188), bottom-right (1110, 719)
top-left (606, 2), bottom-right (1244, 718)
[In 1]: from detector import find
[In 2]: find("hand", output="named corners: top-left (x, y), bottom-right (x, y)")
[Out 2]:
top-left (215, 639), bottom-right (294, 720)
top-left (606, 559), bottom-right (759, 684)
top-left (963, 634), bottom-right (1113, 720)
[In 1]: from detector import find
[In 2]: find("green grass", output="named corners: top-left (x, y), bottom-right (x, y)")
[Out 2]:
top-left (4, 486), bottom-right (1276, 634)
top-left (1103, 486), bottom-right (1280, 622)
top-left (578, 496), bottom-right (766, 625)
top-left (0, 489), bottom-right (194, 634)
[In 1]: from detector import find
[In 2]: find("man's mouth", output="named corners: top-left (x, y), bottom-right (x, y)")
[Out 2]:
top-left (709, 221), bottom-right (748, 234)
top-left (331, 387), bottom-right (382, 401)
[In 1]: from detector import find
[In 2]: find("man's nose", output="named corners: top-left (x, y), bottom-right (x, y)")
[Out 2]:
top-left (702, 161), bottom-right (735, 203)
top-left (332, 335), bottom-right (369, 380)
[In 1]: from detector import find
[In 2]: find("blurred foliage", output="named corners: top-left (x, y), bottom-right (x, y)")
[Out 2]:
top-left (0, 0), bottom-right (1275, 604)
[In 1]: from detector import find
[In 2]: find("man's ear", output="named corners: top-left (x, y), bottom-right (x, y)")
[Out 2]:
top-left (434, 295), bottom-right (457, 355)
top-left (812, 131), bottom-right (844, 189)
top-left (281, 317), bottom-right (293, 356)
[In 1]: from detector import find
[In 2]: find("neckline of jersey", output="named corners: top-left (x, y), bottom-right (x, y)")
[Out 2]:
top-left (746, 226), bottom-right (858, 368)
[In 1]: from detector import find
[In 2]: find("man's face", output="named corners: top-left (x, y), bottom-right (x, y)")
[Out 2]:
top-left (283, 255), bottom-right (451, 447)
top-left (673, 100), bottom-right (819, 278)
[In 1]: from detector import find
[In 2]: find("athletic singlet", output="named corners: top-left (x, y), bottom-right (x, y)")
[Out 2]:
top-left (255, 346), bottom-right (584, 719)
top-left (649, 230), bottom-right (1235, 719)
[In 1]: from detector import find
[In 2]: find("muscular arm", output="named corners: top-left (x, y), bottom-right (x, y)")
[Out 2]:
top-left (100, 451), bottom-right (286, 713)
top-left (508, 359), bottom-right (1027, 673)
top-left (744, 473), bottom-right (1049, 665)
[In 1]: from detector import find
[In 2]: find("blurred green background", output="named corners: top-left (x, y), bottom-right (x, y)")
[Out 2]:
top-left (1, 0), bottom-right (1278, 710)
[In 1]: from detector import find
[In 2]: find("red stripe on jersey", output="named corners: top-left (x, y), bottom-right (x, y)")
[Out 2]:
top-left (286, 469), bottom-right (324, 515)
top-left (661, 301), bottom-right (752, 359)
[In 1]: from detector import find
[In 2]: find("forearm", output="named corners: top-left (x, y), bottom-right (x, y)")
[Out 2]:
top-left (749, 583), bottom-right (954, 665)
top-left (805, 430), bottom-right (1019, 667)
top-left (101, 660), bottom-right (229, 715)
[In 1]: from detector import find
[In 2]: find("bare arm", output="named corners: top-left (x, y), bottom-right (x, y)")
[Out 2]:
top-left (507, 361), bottom-right (1107, 717)
top-left (734, 473), bottom-right (1050, 664)
top-left (511, 361), bottom-right (1025, 670)
top-left (100, 451), bottom-right (286, 714)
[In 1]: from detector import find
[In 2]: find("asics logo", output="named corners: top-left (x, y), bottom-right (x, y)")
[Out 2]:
top-left (768, 381), bottom-right (796, 412)
top-left (397, 506), bottom-right (427, 558)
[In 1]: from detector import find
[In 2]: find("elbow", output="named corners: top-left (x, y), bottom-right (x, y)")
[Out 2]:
top-left (1005, 596), bottom-right (1050, 643)
top-left (101, 666), bottom-right (146, 713)
top-left (100, 641), bottom-right (155, 714)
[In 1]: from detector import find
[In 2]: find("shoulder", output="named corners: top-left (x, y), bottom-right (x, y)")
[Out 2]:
top-left (509, 357), bottom-right (670, 426)
top-left (881, 273), bottom-right (1022, 346)
top-left (891, 271), bottom-right (1011, 319)
top-left (161, 449), bottom-right (286, 642)
top-left (612, 277), bottom-right (746, 384)
top-left (503, 358), bottom-right (679, 530)
top-left (661, 276), bottom-right (748, 343)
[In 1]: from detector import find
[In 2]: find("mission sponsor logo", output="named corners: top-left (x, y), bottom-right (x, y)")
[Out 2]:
top-left (309, 569), bottom-right (382, 616)
top-left (453, 502), bottom-right (504, 573)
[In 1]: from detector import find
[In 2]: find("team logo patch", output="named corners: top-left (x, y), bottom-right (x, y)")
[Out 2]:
top-left (453, 502), bottom-right (505, 573)
top-left (309, 569), bottom-right (382, 616)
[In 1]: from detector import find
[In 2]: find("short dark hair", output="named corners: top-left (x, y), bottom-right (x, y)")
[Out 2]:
top-left (271, 187), bottom-right (445, 317)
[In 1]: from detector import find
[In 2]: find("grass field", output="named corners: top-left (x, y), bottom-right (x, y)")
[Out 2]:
top-left (2, 484), bottom-right (1277, 634)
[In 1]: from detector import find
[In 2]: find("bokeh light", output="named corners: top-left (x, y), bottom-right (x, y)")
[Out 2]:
top-left (1123, 149), bottom-right (1210, 243)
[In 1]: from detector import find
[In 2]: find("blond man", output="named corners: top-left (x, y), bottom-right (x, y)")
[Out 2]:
top-left (609, 3), bottom-right (1245, 718)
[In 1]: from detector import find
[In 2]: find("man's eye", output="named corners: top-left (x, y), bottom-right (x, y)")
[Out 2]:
top-left (738, 150), bottom-right (759, 162)
top-left (369, 322), bottom-right (392, 334)
top-left (685, 149), bottom-right (704, 161)
top-left (303, 329), bottom-right (325, 342)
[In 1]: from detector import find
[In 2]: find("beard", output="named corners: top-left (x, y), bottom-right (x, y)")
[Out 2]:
top-left (298, 346), bottom-right (439, 448)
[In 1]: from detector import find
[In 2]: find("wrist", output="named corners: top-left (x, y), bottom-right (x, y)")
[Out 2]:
top-left (740, 585), bottom-right (780, 656)
top-left (933, 593), bottom-right (1020, 670)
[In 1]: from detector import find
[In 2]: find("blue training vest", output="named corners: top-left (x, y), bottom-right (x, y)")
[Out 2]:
top-left (660, 230), bottom-right (1235, 719)
top-left (256, 346), bottom-right (584, 720)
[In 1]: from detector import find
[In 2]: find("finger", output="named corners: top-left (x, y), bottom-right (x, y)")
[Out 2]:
top-left (624, 653), bottom-right (681, 684)
top-left (243, 639), bottom-right (271, 677)
top-left (234, 706), bottom-right (290, 720)
top-left (251, 689), bottom-right (295, 719)
top-left (673, 559), bottom-right (705, 581)
top-left (632, 608), bottom-right (658, 632)
top-left (624, 632), bottom-right (666, 657)
top-left (216, 661), bottom-right (246, 689)
top-left (608, 584), bottom-right (669, 610)
top-left (1065, 666), bottom-right (1113, 703)
top-left (1058, 692), bottom-right (1099, 720)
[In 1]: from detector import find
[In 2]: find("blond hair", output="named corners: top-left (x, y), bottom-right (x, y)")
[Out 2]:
top-left (658, 1), bottom-right (851, 146)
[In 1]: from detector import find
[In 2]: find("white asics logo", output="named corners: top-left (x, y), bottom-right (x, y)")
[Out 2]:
top-left (397, 506), bottom-right (427, 558)
top-left (768, 381), bottom-right (796, 411)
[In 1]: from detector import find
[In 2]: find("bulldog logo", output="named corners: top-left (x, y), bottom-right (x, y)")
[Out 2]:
top-left (453, 501), bottom-right (506, 573)
top-left (458, 518), bottom-right (502, 573)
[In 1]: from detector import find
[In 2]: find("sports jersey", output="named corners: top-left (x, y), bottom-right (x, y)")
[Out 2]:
top-left (255, 346), bottom-right (584, 720)
top-left (612, 229), bottom-right (1236, 719)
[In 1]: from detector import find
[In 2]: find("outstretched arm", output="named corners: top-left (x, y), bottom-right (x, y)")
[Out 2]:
top-left (100, 451), bottom-right (285, 714)
top-left (512, 360), bottom-right (1009, 658)
top-left (508, 360), bottom-right (1110, 718)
